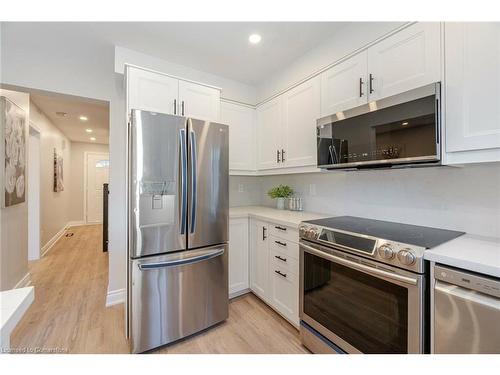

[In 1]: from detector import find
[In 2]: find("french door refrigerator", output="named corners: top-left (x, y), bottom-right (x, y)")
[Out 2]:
top-left (127, 110), bottom-right (229, 353)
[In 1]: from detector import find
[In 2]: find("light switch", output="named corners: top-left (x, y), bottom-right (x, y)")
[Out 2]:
top-left (238, 184), bottom-right (244, 193)
top-left (309, 184), bottom-right (316, 196)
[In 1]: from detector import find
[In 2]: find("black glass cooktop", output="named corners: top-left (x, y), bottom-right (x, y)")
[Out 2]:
top-left (304, 216), bottom-right (464, 249)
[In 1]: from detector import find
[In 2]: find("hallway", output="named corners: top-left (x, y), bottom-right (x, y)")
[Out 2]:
top-left (11, 225), bottom-right (128, 353)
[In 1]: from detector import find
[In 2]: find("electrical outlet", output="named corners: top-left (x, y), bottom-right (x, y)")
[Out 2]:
top-left (309, 184), bottom-right (316, 196)
top-left (238, 184), bottom-right (244, 193)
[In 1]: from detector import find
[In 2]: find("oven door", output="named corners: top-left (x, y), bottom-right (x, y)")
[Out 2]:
top-left (300, 241), bottom-right (425, 354)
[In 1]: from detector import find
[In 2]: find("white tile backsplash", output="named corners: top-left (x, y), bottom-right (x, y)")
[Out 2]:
top-left (230, 163), bottom-right (500, 238)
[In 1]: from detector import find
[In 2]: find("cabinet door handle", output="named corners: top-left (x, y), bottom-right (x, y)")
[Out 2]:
top-left (281, 149), bottom-right (285, 162)
top-left (181, 101), bottom-right (185, 116)
top-left (369, 73), bottom-right (374, 94)
top-left (275, 225), bottom-right (287, 231)
top-left (275, 255), bottom-right (287, 262)
top-left (262, 226), bottom-right (267, 240)
top-left (174, 99), bottom-right (177, 115)
top-left (275, 270), bottom-right (287, 278)
top-left (359, 77), bottom-right (364, 97)
top-left (277, 149), bottom-right (281, 163)
top-left (274, 240), bottom-right (287, 247)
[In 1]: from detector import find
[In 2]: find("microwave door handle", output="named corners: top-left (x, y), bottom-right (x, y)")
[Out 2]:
top-left (300, 242), bottom-right (418, 286)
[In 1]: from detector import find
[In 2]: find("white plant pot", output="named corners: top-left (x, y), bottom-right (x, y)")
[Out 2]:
top-left (276, 197), bottom-right (285, 210)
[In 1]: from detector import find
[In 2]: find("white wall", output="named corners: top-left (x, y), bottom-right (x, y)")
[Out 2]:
top-left (0, 89), bottom-right (29, 290)
top-left (229, 176), bottom-right (262, 207)
top-left (30, 101), bottom-right (72, 248)
top-left (258, 164), bottom-right (500, 238)
top-left (256, 22), bottom-right (406, 103)
top-left (69, 141), bottom-right (109, 223)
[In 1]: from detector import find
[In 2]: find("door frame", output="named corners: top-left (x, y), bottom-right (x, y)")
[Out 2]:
top-left (83, 151), bottom-right (110, 224)
top-left (28, 121), bottom-right (41, 261)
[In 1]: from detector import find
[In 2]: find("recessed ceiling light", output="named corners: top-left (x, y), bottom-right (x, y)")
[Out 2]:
top-left (90, 137), bottom-right (96, 141)
top-left (79, 116), bottom-right (88, 121)
top-left (85, 129), bottom-right (93, 133)
top-left (248, 34), bottom-right (262, 44)
top-left (56, 111), bottom-right (67, 117)
top-left (401, 121), bottom-right (409, 126)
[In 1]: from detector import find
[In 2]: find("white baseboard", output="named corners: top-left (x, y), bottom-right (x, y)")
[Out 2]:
top-left (229, 288), bottom-right (250, 300)
top-left (40, 224), bottom-right (69, 257)
top-left (67, 220), bottom-right (86, 227)
top-left (14, 272), bottom-right (32, 289)
top-left (106, 288), bottom-right (126, 307)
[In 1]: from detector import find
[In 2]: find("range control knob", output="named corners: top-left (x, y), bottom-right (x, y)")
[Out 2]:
top-left (299, 225), bottom-right (307, 237)
top-left (377, 244), bottom-right (395, 260)
top-left (397, 249), bottom-right (416, 265)
top-left (308, 227), bottom-right (319, 239)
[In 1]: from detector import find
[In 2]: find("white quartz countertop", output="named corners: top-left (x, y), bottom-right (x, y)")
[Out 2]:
top-left (425, 234), bottom-right (500, 278)
top-left (229, 206), bottom-right (330, 228)
top-left (1, 286), bottom-right (34, 349)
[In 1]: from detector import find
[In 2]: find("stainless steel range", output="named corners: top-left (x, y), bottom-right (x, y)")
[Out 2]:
top-left (298, 216), bottom-right (463, 354)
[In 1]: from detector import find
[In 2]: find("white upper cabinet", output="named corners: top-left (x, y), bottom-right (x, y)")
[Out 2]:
top-left (221, 101), bottom-right (256, 172)
top-left (127, 66), bottom-right (221, 122)
top-left (283, 77), bottom-right (320, 168)
top-left (127, 67), bottom-right (179, 114)
top-left (320, 51), bottom-right (368, 117)
top-left (444, 23), bottom-right (500, 162)
top-left (178, 80), bottom-right (221, 122)
top-left (256, 96), bottom-right (283, 170)
top-left (367, 22), bottom-right (441, 101)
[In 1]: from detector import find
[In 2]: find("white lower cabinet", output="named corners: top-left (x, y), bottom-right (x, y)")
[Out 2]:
top-left (228, 218), bottom-right (249, 297)
top-left (249, 218), bottom-right (300, 328)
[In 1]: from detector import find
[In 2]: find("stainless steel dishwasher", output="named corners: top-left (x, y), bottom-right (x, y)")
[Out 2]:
top-left (434, 264), bottom-right (500, 353)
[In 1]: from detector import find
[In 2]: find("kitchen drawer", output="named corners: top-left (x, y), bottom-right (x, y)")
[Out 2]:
top-left (271, 247), bottom-right (299, 276)
top-left (270, 235), bottom-right (299, 260)
top-left (269, 224), bottom-right (299, 243)
top-left (270, 262), bottom-right (299, 327)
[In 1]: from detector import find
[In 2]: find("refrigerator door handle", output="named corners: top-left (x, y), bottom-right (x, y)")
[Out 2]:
top-left (189, 126), bottom-right (197, 234)
top-left (137, 248), bottom-right (225, 270)
top-left (179, 128), bottom-right (188, 234)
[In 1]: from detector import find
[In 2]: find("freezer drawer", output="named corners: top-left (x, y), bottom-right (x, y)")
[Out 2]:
top-left (130, 244), bottom-right (228, 353)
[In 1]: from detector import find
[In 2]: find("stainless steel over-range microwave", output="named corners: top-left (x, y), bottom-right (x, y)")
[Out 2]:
top-left (317, 82), bottom-right (441, 170)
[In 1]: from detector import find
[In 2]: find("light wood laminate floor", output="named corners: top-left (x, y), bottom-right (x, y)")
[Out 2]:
top-left (11, 224), bottom-right (308, 354)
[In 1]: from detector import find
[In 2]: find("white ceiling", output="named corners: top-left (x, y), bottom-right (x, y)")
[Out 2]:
top-left (31, 93), bottom-right (109, 144)
top-left (28, 22), bottom-right (349, 85)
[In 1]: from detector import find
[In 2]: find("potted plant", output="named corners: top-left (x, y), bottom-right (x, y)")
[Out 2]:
top-left (267, 185), bottom-right (294, 210)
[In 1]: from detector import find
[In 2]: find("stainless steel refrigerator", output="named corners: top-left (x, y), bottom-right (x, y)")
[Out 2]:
top-left (127, 110), bottom-right (229, 353)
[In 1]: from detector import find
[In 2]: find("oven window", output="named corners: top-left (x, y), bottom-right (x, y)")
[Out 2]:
top-left (303, 252), bottom-right (408, 353)
top-left (317, 95), bottom-right (437, 166)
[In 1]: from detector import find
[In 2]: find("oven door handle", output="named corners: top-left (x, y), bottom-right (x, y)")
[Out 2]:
top-left (300, 242), bottom-right (418, 286)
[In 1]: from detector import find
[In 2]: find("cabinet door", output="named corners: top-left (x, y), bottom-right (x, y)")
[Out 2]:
top-left (250, 220), bottom-right (269, 301)
top-left (178, 80), bottom-right (221, 122)
top-left (445, 23), bottom-right (500, 155)
top-left (229, 218), bottom-right (249, 296)
top-left (221, 101), bottom-right (256, 171)
top-left (283, 77), bottom-right (321, 168)
top-left (320, 51), bottom-right (368, 117)
top-left (367, 22), bottom-right (441, 101)
top-left (270, 264), bottom-right (299, 326)
top-left (127, 67), bottom-right (178, 114)
top-left (256, 97), bottom-right (283, 170)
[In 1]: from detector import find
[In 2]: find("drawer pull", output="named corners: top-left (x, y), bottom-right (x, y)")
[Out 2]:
top-left (275, 270), bottom-right (287, 278)
top-left (274, 240), bottom-right (287, 247)
top-left (275, 255), bottom-right (287, 262)
top-left (275, 226), bottom-right (287, 231)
